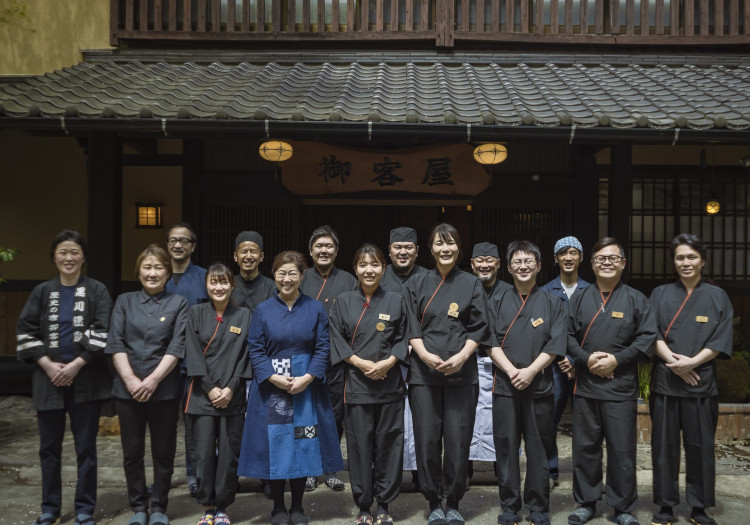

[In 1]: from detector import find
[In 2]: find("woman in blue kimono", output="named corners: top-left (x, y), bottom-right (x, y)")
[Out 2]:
top-left (238, 250), bottom-right (344, 525)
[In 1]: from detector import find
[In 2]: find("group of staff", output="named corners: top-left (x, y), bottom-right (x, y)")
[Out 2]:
top-left (17, 224), bottom-right (732, 525)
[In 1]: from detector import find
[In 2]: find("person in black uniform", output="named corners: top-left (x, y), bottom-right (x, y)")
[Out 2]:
top-left (470, 242), bottom-right (512, 301)
top-left (184, 263), bottom-right (253, 525)
top-left (649, 234), bottom-right (733, 525)
top-left (330, 243), bottom-right (411, 525)
top-left (230, 231), bottom-right (275, 316)
top-left (107, 244), bottom-right (189, 525)
top-left (566, 238), bottom-right (657, 525)
top-left (17, 230), bottom-right (112, 525)
top-left (380, 227), bottom-right (427, 294)
top-left (299, 225), bottom-right (357, 492)
top-left (405, 223), bottom-right (490, 525)
top-left (487, 241), bottom-right (566, 525)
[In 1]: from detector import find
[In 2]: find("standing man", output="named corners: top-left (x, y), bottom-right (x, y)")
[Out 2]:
top-left (165, 223), bottom-right (207, 498)
top-left (540, 236), bottom-right (590, 487)
top-left (380, 227), bottom-right (427, 294)
top-left (230, 231), bottom-right (275, 315)
top-left (487, 241), bottom-right (566, 525)
top-left (469, 242), bottom-right (512, 478)
top-left (566, 237), bottom-right (656, 525)
top-left (299, 225), bottom-right (357, 492)
top-left (649, 234), bottom-right (733, 525)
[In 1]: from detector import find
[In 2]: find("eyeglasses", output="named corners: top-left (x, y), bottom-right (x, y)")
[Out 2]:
top-left (510, 259), bottom-right (537, 268)
top-left (167, 237), bottom-right (193, 246)
top-left (592, 255), bottom-right (624, 264)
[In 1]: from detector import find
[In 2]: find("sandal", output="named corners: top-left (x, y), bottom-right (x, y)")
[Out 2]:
top-left (612, 513), bottom-right (641, 525)
top-left (356, 513), bottom-right (373, 525)
top-left (445, 508), bottom-right (465, 525)
top-left (271, 509), bottom-right (289, 525)
top-left (198, 510), bottom-right (215, 525)
top-left (689, 509), bottom-right (717, 525)
top-left (127, 512), bottom-right (148, 525)
top-left (75, 515), bottom-right (95, 525)
top-left (374, 514), bottom-right (393, 525)
top-left (214, 511), bottom-right (230, 525)
top-left (428, 508), bottom-right (447, 525)
top-left (149, 512), bottom-right (169, 525)
top-left (568, 506), bottom-right (595, 525)
top-left (33, 515), bottom-right (60, 525)
top-left (497, 511), bottom-right (520, 525)
top-left (289, 509), bottom-right (309, 525)
top-left (529, 511), bottom-right (550, 525)
top-left (651, 507), bottom-right (673, 525)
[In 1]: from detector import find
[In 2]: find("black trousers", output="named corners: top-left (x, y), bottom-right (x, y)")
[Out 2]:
top-left (650, 393), bottom-right (718, 509)
top-left (326, 364), bottom-right (345, 443)
top-left (572, 396), bottom-right (638, 513)
top-left (345, 399), bottom-right (405, 510)
top-left (493, 394), bottom-right (554, 514)
top-left (409, 383), bottom-right (478, 508)
top-left (116, 398), bottom-right (179, 513)
top-left (37, 388), bottom-right (102, 517)
top-left (181, 372), bottom-right (195, 478)
top-left (548, 365), bottom-right (575, 478)
top-left (186, 413), bottom-right (245, 509)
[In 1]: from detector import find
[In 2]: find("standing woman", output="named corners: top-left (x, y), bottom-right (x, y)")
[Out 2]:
top-left (184, 263), bottom-right (252, 525)
top-left (238, 251), bottom-right (344, 525)
top-left (649, 234), bottom-right (733, 525)
top-left (330, 244), bottom-right (411, 525)
top-left (106, 244), bottom-right (189, 525)
top-left (17, 230), bottom-right (112, 525)
top-left (404, 224), bottom-right (490, 525)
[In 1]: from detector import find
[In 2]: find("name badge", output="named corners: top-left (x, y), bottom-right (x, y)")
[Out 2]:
top-left (531, 318), bottom-right (544, 328)
top-left (376, 322), bottom-right (386, 332)
top-left (230, 326), bottom-right (242, 334)
top-left (612, 311), bottom-right (624, 319)
top-left (449, 302), bottom-right (459, 312)
top-left (379, 313), bottom-right (390, 321)
top-left (696, 316), bottom-right (709, 323)
top-left (160, 316), bottom-right (166, 322)
top-left (447, 310), bottom-right (459, 318)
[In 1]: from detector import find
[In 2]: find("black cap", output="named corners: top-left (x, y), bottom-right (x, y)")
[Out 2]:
top-left (234, 231), bottom-right (264, 250)
top-left (389, 227), bottom-right (418, 245)
top-left (471, 242), bottom-right (499, 259)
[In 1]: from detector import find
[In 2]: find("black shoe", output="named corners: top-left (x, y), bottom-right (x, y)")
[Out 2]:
top-left (689, 508), bottom-right (717, 525)
top-left (651, 506), bottom-right (673, 525)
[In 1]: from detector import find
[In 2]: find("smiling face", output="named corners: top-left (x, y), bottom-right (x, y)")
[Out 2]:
top-left (54, 241), bottom-right (85, 282)
top-left (507, 251), bottom-right (540, 288)
top-left (471, 256), bottom-right (499, 284)
top-left (167, 226), bottom-right (195, 264)
top-left (207, 273), bottom-right (233, 305)
top-left (431, 234), bottom-right (459, 269)
top-left (389, 242), bottom-right (418, 274)
top-left (234, 241), bottom-right (264, 278)
top-left (310, 236), bottom-right (338, 273)
top-left (139, 255), bottom-right (169, 295)
top-left (556, 247), bottom-right (582, 277)
top-left (274, 262), bottom-right (301, 301)
top-left (591, 244), bottom-right (626, 284)
top-left (355, 253), bottom-right (384, 291)
top-left (674, 244), bottom-right (705, 282)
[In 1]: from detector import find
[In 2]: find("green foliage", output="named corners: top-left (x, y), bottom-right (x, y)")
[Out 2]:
top-left (0, 246), bottom-right (18, 284)
top-left (716, 355), bottom-right (750, 403)
top-left (638, 361), bottom-right (652, 403)
top-left (0, 1), bottom-right (36, 32)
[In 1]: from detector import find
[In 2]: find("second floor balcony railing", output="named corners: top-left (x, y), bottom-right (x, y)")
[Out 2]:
top-left (111, 0), bottom-right (750, 47)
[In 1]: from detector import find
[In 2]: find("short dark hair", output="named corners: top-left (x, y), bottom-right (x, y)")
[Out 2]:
top-left (272, 251), bottom-right (308, 274)
top-left (167, 222), bottom-right (197, 243)
top-left (308, 225), bottom-right (340, 250)
top-left (506, 240), bottom-right (541, 263)
top-left (590, 237), bottom-right (625, 258)
top-left (669, 233), bottom-right (707, 260)
top-left (428, 223), bottom-right (462, 263)
top-left (135, 244), bottom-right (172, 279)
top-left (50, 230), bottom-right (88, 262)
top-left (206, 263), bottom-right (234, 287)
top-left (353, 243), bottom-right (387, 271)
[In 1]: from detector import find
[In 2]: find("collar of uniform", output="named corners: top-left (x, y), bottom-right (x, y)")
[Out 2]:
top-left (431, 264), bottom-right (458, 279)
top-left (139, 288), bottom-right (168, 304)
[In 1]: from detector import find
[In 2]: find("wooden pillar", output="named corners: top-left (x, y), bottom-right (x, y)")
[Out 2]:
top-left (86, 132), bottom-right (122, 295)
top-left (572, 145), bottom-right (600, 282)
top-left (609, 144), bottom-right (633, 254)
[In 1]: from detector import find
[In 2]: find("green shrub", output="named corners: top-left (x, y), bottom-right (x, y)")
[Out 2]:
top-left (716, 355), bottom-right (750, 403)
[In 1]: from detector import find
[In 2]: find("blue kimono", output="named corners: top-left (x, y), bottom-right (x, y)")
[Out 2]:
top-left (237, 292), bottom-right (344, 480)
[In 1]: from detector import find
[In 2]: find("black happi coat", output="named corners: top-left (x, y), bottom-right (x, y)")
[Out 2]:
top-left (329, 286), bottom-right (410, 404)
top-left (489, 286), bottom-right (566, 398)
top-left (184, 302), bottom-right (253, 415)
top-left (300, 266), bottom-right (358, 315)
top-left (230, 273), bottom-right (276, 316)
top-left (405, 266), bottom-right (490, 386)
top-left (650, 280), bottom-right (733, 398)
top-left (17, 276), bottom-right (113, 410)
top-left (567, 282), bottom-right (657, 400)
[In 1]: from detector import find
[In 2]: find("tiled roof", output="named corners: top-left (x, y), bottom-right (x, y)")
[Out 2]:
top-left (1, 60), bottom-right (749, 130)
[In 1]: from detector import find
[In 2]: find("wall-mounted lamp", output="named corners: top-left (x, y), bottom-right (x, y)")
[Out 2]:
top-left (473, 143), bottom-right (508, 165)
top-left (135, 202), bottom-right (163, 228)
top-left (740, 155), bottom-right (750, 168)
top-left (705, 200), bottom-right (720, 215)
top-left (259, 140), bottom-right (293, 162)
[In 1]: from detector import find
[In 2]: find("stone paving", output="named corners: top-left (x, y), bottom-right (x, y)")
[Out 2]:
top-left (1, 396), bottom-right (748, 525)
